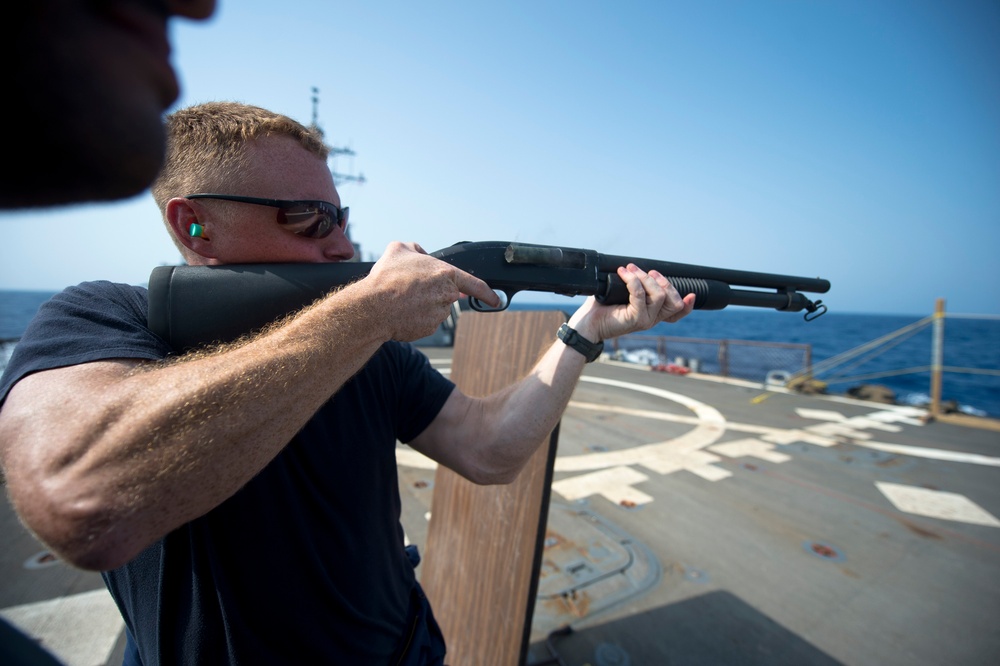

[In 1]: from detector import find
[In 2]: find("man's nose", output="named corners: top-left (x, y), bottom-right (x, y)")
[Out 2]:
top-left (324, 231), bottom-right (357, 262)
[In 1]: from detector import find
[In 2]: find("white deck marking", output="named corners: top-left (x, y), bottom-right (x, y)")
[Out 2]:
top-left (687, 464), bottom-right (733, 481)
top-left (760, 429), bottom-right (838, 447)
top-left (865, 408), bottom-right (927, 426)
top-left (551, 466), bottom-right (654, 506)
top-left (398, 372), bottom-right (996, 514)
top-left (570, 401), bottom-right (702, 426)
top-left (0, 589), bottom-right (123, 666)
top-left (555, 377), bottom-right (727, 477)
top-left (553, 433), bottom-right (727, 474)
top-left (876, 482), bottom-right (1000, 527)
top-left (579, 376), bottom-right (726, 426)
top-left (549, 378), bottom-right (737, 493)
top-left (806, 422), bottom-right (875, 440)
top-left (793, 407), bottom-right (1000, 466)
top-left (838, 417), bottom-right (902, 432)
top-left (797, 408), bottom-right (851, 422)
top-left (708, 438), bottom-right (793, 463)
top-left (857, 441), bottom-right (1000, 467)
top-left (796, 406), bottom-right (925, 427)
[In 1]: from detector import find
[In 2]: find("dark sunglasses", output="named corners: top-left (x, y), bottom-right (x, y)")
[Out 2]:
top-left (185, 194), bottom-right (349, 239)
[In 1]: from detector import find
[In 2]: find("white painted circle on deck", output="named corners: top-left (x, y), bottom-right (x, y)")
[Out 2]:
top-left (553, 376), bottom-right (728, 473)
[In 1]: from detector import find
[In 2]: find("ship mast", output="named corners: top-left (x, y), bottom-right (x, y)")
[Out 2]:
top-left (310, 87), bottom-right (366, 260)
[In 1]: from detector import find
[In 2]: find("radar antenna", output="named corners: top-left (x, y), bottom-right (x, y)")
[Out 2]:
top-left (310, 87), bottom-right (367, 187)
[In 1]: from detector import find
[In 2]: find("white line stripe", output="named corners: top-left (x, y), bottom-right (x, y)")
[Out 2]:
top-left (570, 401), bottom-right (701, 426)
top-left (856, 441), bottom-right (1000, 467)
top-left (579, 376), bottom-right (726, 425)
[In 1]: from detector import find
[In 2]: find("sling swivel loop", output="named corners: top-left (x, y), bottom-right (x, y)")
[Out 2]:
top-left (804, 300), bottom-right (827, 322)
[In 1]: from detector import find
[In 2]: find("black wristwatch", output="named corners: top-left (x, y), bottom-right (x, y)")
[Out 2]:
top-left (557, 323), bottom-right (604, 363)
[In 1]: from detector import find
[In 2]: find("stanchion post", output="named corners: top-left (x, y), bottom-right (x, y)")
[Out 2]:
top-left (930, 298), bottom-right (945, 418)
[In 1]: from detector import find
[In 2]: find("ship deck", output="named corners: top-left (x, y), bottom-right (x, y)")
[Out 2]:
top-left (3, 348), bottom-right (999, 665)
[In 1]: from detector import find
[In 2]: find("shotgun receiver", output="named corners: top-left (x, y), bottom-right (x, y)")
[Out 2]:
top-left (147, 240), bottom-right (830, 352)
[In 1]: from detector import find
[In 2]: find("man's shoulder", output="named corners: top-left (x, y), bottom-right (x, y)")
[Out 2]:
top-left (42, 279), bottom-right (144, 314)
top-left (1, 280), bottom-right (165, 393)
top-left (56, 280), bottom-right (147, 304)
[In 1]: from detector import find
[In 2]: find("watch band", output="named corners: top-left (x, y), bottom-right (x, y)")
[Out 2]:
top-left (557, 323), bottom-right (604, 363)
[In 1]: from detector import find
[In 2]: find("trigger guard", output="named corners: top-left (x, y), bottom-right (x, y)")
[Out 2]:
top-left (469, 289), bottom-right (510, 312)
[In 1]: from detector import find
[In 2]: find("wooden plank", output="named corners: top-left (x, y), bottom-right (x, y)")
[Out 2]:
top-left (421, 310), bottom-right (566, 666)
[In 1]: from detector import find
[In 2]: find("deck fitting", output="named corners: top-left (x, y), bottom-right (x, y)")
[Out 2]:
top-left (803, 540), bottom-right (846, 562)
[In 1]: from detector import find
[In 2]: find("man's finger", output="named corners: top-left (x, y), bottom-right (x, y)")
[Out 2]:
top-left (617, 265), bottom-right (650, 315)
top-left (454, 270), bottom-right (501, 308)
top-left (618, 264), bottom-right (647, 293)
top-left (624, 265), bottom-right (668, 314)
top-left (649, 270), bottom-right (671, 291)
top-left (662, 293), bottom-right (696, 323)
top-left (639, 269), bottom-right (667, 308)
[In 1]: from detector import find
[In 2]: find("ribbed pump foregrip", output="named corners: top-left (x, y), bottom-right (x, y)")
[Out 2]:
top-left (595, 275), bottom-right (732, 310)
top-left (665, 277), bottom-right (731, 310)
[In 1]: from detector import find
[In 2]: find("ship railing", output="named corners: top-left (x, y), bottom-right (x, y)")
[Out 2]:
top-left (786, 303), bottom-right (1000, 422)
top-left (606, 334), bottom-right (811, 384)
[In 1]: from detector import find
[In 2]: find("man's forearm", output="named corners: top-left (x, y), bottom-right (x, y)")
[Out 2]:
top-left (414, 265), bottom-right (693, 486)
top-left (483, 338), bottom-right (588, 480)
top-left (0, 281), bottom-right (389, 570)
top-left (423, 334), bottom-right (587, 486)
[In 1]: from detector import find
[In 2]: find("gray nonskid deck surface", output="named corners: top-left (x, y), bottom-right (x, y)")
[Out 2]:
top-left (4, 350), bottom-right (999, 665)
top-left (412, 350), bottom-right (1000, 666)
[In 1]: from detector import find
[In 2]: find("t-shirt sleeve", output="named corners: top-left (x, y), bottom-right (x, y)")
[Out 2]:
top-left (384, 342), bottom-right (455, 444)
top-left (0, 281), bottom-right (171, 405)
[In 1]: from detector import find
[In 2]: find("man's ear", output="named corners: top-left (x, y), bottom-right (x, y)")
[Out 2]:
top-left (165, 197), bottom-right (219, 259)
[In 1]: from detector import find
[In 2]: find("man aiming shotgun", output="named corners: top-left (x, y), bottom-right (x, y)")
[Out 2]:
top-left (0, 102), bottom-right (697, 665)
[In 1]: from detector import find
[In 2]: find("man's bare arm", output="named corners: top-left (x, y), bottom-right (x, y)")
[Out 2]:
top-left (0, 243), bottom-right (498, 571)
top-left (410, 264), bottom-right (695, 483)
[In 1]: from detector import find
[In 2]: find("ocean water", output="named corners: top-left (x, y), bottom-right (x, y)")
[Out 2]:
top-left (2, 290), bottom-right (999, 417)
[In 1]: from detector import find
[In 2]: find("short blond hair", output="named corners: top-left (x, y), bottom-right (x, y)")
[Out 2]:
top-left (152, 101), bottom-right (329, 213)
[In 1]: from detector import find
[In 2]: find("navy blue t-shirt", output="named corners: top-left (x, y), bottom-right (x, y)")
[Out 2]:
top-left (0, 281), bottom-right (456, 664)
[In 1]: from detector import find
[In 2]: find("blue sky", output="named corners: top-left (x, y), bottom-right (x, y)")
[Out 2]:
top-left (1, 0), bottom-right (997, 316)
